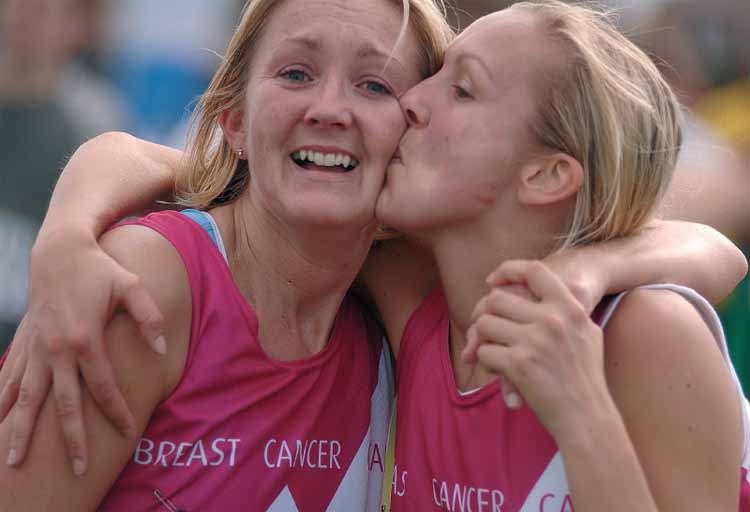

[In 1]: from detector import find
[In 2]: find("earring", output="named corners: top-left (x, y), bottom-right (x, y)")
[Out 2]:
top-left (237, 148), bottom-right (245, 158)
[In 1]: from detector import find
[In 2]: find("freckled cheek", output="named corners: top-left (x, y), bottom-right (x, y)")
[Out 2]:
top-left (364, 103), bottom-right (407, 163)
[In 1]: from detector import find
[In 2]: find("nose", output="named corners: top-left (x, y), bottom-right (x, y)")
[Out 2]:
top-left (399, 82), bottom-right (430, 128)
top-left (304, 78), bottom-right (353, 129)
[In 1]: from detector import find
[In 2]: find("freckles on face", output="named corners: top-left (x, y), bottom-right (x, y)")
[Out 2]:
top-left (224, 0), bottom-right (427, 230)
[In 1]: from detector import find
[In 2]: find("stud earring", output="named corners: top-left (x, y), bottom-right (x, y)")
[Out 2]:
top-left (237, 148), bottom-right (245, 158)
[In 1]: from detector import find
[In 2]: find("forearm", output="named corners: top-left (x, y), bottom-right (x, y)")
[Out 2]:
top-left (556, 401), bottom-right (658, 512)
top-left (39, 132), bottom-right (184, 240)
top-left (584, 220), bottom-right (747, 304)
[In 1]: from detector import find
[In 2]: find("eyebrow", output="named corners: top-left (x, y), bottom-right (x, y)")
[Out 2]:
top-left (281, 36), bottom-right (321, 51)
top-left (456, 53), bottom-right (492, 81)
top-left (277, 37), bottom-right (408, 75)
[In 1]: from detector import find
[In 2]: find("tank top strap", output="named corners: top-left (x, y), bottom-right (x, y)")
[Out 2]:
top-left (180, 209), bottom-right (228, 263)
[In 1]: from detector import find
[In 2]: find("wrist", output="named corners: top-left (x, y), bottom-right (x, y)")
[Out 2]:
top-left (552, 389), bottom-right (625, 453)
top-left (550, 383), bottom-right (624, 451)
top-left (32, 222), bottom-right (99, 265)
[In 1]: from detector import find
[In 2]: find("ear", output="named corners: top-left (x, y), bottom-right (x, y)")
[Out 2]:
top-left (219, 107), bottom-right (247, 153)
top-left (517, 153), bottom-right (583, 206)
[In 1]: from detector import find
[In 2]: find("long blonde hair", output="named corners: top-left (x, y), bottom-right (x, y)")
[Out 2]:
top-left (177, 0), bottom-right (455, 209)
top-left (515, 0), bottom-right (682, 248)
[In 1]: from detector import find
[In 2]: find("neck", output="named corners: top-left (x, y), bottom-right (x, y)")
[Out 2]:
top-left (427, 207), bottom-right (563, 389)
top-left (212, 198), bottom-right (374, 360)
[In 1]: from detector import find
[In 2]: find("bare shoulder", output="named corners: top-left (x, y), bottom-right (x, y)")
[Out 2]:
top-left (603, 287), bottom-right (729, 386)
top-left (100, 223), bottom-right (189, 313)
top-left (99, 223), bottom-right (192, 393)
top-left (603, 288), bottom-right (742, 509)
top-left (0, 225), bottom-right (193, 509)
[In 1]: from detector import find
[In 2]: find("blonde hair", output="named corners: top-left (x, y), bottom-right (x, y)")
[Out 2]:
top-left (515, 0), bottom-right (682, 248)
top-left (177, 0), bottom-right (454, 209)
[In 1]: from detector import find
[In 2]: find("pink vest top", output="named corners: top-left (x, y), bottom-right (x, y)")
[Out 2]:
top-left (390, 283), bottom-right (750, 511)
top-left (95, 211), bottom-right (394, 511)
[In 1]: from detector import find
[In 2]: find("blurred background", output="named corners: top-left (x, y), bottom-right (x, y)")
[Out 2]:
top-left (0, 0), bottom-right (747, 387)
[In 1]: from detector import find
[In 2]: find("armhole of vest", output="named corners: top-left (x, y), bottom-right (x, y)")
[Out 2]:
top-left (600, 283), bottom-right (750, 463)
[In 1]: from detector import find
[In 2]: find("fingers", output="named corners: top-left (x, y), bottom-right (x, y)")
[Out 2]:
top-left (6, 354), bottom-right (52, 467)
top-left (464, 318), bottom-right (524, 410)
top-left (499, 376), bottom-right (523, 410)
top-left (77, 344), bottom-right (136, 440)
top-left (118, 273), bottom-right (166, 355)
top-left (470, 287), bottom-right (539, 326)
top-left (475, 344), bottom-right (515, 383)
top-left (488, 260), bottom-right (582, 311)
top-left (0, 344), bottom-right (28, 422)
top-left (464, 314), bottom-right (520, 362)
top-left (51, 357), bottom-right (87, 476)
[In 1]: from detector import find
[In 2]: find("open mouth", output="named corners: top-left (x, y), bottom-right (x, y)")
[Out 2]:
top-left (291, 150), bottom-right (360, 172)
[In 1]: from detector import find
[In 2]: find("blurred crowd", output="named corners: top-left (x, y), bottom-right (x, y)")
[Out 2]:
top-left (0, 0), bottom-right (748, 382)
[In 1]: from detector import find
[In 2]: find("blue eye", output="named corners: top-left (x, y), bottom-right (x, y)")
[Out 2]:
top-left (280, 69), bottom-right (311, 83)
top-left (361, 80), bottom-right (392, 96)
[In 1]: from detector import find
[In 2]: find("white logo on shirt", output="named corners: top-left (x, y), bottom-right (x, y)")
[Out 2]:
top-left (431, 477), bottom-right (505, 512)
top-left (263, 438), bottom-right (342, 469)
top-left (134, 437), bottom-right (241, 467)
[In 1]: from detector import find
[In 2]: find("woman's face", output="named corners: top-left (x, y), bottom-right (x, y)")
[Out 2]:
top-left (239, 0), bottom-right (423, 232)
top-left (376, 8), bottom-right (547, 234)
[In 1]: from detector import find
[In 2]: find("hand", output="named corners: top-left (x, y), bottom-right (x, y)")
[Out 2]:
top-left (0, 229), bottom-right (166, 475)
top-left (464, 283), bottom-right (533, 410)
top-left (464, 260), bottom-right (609, 438)
top-left (537, 249), bottom-right (609, 314)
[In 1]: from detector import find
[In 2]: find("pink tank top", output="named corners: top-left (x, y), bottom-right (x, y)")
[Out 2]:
top-left (390, 283), bottom-right (750, 511)
top-left (91, 211), bottom-right (394, 511)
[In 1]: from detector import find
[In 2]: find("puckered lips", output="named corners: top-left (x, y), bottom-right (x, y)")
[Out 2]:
top-left (291, 146), bottom-right (360, 173)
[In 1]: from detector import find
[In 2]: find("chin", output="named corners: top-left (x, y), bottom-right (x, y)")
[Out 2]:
top-left (286, 198), bottom-right (374, 231)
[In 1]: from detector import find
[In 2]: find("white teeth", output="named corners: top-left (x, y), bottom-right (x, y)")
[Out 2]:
top-left (293, 150), bottom-right (358, 169)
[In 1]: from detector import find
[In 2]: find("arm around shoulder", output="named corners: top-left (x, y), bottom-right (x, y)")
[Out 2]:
top-left (357, 236), bottom-right (438, 357)
top-left (0, 224), bottom-right (191, 511)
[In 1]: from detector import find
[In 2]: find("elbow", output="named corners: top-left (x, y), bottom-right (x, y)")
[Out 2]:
top-left (82, 131), bottom-right (137, 152)
top-left (68, 132), bottom-right (138, 170)
top-left (699, 223), bottom-right (748, 303)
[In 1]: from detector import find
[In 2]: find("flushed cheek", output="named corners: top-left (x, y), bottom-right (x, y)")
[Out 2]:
top-left (367, 103), bottom-right (407, 163)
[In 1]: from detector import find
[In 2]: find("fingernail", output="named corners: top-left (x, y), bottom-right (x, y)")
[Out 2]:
top-left (153, 336), bottom-right (167, 355)
top-left (6, 448), bottom-right (16, 466)
top-left (505, 392), bottom-right (522, 409)
top-left (73, 458), bottom-right (86, 476)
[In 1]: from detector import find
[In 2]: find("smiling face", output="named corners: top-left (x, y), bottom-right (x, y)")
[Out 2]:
top-left (227, 0), bottom-right (423, 232)
top-left (376, 8), bottom-right (549, 234)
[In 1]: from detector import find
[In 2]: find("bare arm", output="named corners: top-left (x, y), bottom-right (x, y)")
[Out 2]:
top-left (363, 219), bottom-right (747, 355)
top-left (559, 289), bottom-right (741, 511)
top-left (0, 134), bottom-right (184, 471)
top-left (470, 264), bottom-right (741, 511)
top-left (38, 131), bottom-right (183, 238)
top-left (0, 225), bottom-right (190, 509)
top-left (536, 220), bottom-right (747, 312)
